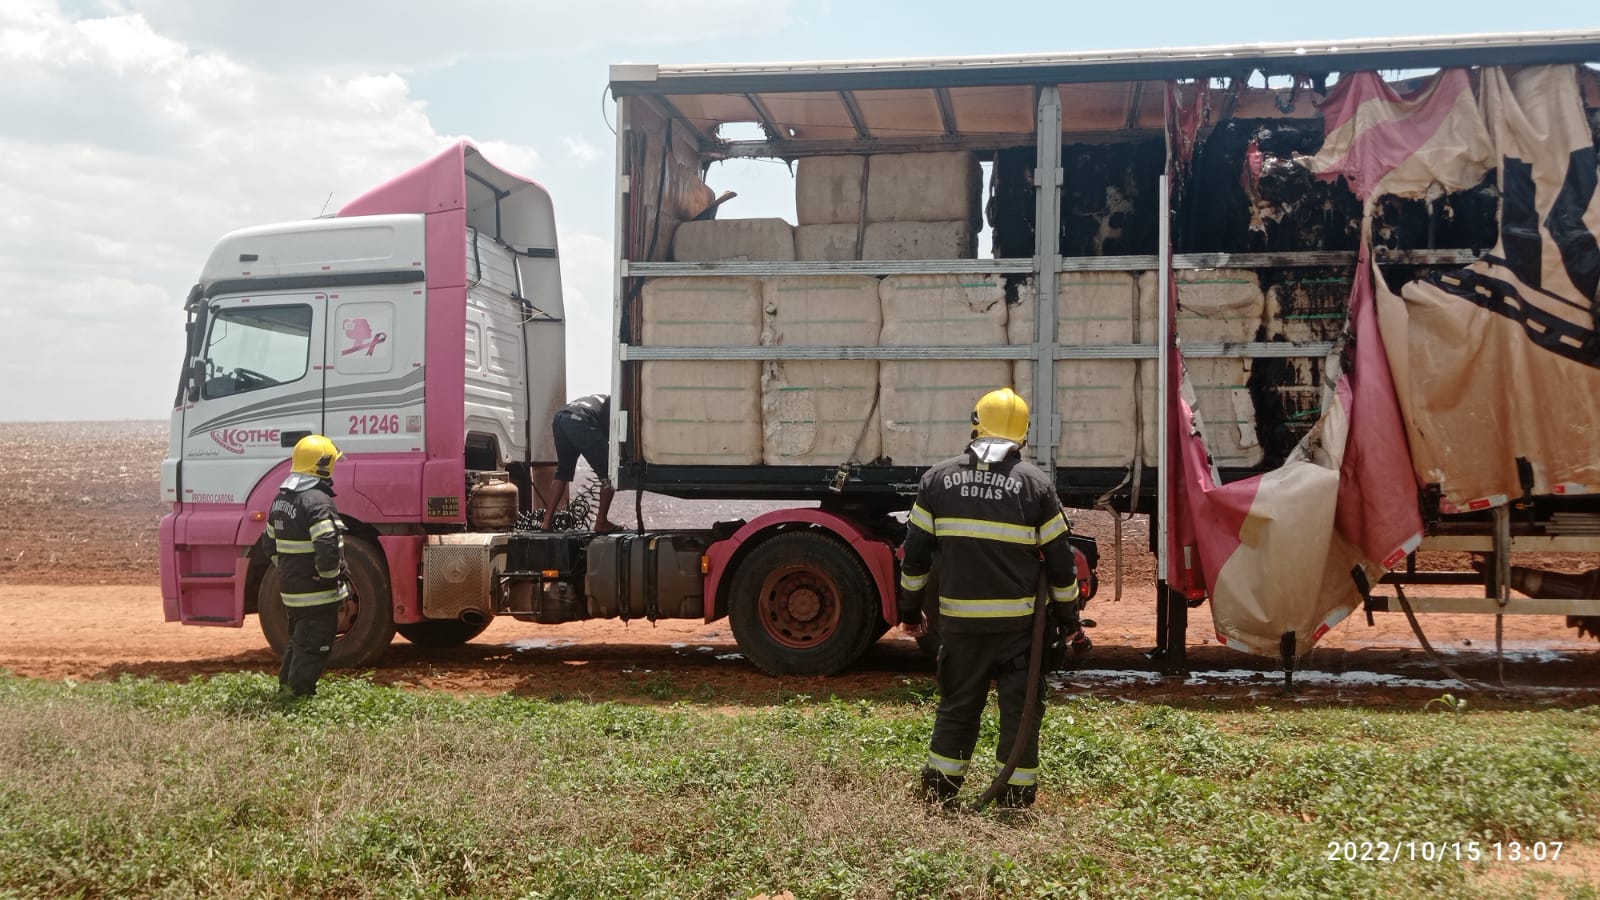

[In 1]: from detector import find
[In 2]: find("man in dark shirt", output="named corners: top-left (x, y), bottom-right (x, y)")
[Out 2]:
top-left (899, 388), bottom-right (1079, 809)
top-left (541, 393), bottom-right (620, 532)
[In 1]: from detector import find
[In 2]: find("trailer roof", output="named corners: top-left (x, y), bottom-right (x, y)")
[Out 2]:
top-left (612, 30), bottom-right (1600, 94)
top-left (611, 31), bottom-right (1600, 156)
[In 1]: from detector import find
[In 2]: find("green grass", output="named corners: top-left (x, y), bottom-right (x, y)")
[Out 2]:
top-left (0, 673), bottom-right (1596, 899)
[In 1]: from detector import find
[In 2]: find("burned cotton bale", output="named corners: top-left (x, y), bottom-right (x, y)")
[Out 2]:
top-left (988, 141), bottom-right (1163, 259)
top-left (1060, 139), bottom-right (1164, 257)
top-left (1181, 120), bottom-right (1362, 254)
top-left (1372, 174), bottom-right (1500, 252)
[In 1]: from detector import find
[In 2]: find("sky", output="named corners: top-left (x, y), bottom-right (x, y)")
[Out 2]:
top-left (1, 0), bottom-right (1596, 421)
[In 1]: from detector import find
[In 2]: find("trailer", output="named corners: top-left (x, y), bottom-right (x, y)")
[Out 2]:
top-left (161, 30), bottom-right (1600, 676)
top-left (606, 29), bottom-right (1600, 672)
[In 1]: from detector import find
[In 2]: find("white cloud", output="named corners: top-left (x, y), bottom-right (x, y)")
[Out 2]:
top-left (107, 0), bottom-right (793, 70)
top-left (563, 136), bottom-right (602, 167)
top-left (0, 2), bottom-right (544, 420)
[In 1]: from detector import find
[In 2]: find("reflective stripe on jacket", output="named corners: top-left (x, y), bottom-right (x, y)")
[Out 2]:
top-left (899, 444), bottom-right (1078, 634)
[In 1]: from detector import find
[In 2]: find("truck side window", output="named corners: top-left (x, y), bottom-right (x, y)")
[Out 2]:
top-left (201, 304), bottom-right (313, 399)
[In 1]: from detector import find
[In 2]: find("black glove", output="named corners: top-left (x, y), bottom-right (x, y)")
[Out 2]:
top-left (897, 588), bottom-right (925, 626)
top-left (1050, 600), bottom-right (1081, 635)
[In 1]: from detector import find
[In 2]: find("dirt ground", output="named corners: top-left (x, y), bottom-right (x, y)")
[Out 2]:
top-left (0, 420), bottom-right (1596, 706)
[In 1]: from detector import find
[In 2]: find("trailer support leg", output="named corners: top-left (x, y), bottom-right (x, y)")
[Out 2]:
top-left (1156, 584), bottom-right (1189, 677)
top-left (1280, 630), bottom-right (1296, 692)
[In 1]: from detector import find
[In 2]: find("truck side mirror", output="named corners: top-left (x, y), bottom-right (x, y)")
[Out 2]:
top-left (185, 358), bottom-right (203, 403)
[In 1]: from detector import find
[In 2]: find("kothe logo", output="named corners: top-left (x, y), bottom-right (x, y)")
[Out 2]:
top-left (211, 427), bottom-right (281, 455)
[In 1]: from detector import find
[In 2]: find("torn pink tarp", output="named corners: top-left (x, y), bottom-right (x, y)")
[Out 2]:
top-left (1164, 271), bottom-right (1372, 655)
top-left (1379, 66), bottom-right (1600, 510)
top-left (1336, 243), bottom-right (1424, 569)
top-left (1300, 68), bottom-right (1493, 203)
top-left (1167, 67), bottom-right (1503, 655)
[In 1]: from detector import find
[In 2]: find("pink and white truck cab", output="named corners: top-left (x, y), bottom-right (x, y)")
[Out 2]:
top-left (160, 142), bottom-right (577, 665)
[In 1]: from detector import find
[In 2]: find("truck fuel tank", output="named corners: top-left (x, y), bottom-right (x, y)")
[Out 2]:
top-left (585, 532), bottom-right (713, 620)
top-left (503, 532), bottom-right (591, 623)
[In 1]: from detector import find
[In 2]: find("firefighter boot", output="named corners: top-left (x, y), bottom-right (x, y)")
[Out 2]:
top-left (919, 767), bottom-right (963, 810)
top-left (998, 783), bottom-right (1037, 809)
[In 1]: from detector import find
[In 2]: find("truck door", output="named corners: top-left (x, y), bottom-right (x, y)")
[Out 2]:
top-left (321, 284), bottom-right (425, 470)
top-left (179, 294), bottom-right (326, 505)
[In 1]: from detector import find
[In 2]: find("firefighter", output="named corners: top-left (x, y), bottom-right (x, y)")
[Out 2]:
top-left (540, 393), bottom-right (621, 532)
top-left (260, 434), bottom-right (350, 697)
top-left (898, 387), bottom-right (1080, 809)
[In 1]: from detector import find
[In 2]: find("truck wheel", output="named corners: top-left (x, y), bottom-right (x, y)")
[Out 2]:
top-left (728, 531), bottom-right (877, 676)
top-left (397, 618), bottom-right (492, 648)
top-left (258, 536), bottom-right (396, 668)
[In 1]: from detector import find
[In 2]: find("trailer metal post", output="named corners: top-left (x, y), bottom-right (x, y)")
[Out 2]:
top-left (1157, 173), bottom-right (1171, 585)
top-left (1280, 630), bottom-right (1296, 691)
top-left (608, 88), bottom-right (631, 489)
top-left (1031, 86), bottom-right (1063, 476)
top-left (1493, 504), bottom-right (1511, 685)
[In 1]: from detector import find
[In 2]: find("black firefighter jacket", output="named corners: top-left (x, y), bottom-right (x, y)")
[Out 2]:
top-left (899, 442), bottom-right (1078, 634)
top-left (260, 476), bottom-right (349, 607)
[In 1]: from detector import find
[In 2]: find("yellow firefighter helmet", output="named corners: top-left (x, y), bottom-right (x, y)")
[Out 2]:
top-left (971, 388), bottom-right (1030, 444)
top-left (290, 434), bottom-right (343, 479)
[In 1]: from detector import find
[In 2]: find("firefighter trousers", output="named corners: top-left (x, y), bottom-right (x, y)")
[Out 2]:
top-left (280, 601), bottom-right (340, 696)
top-left (930, 627), bottom-right (1045, 785)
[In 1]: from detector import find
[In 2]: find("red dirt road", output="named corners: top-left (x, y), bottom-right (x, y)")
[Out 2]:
top-left (0, 421), bottom-right (1596, 706)
top-left (2, 582), bottom-right (1594, 707)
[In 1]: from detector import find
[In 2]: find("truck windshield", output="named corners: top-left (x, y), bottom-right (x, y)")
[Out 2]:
top-left (201, 304), bottom-right (313, 399)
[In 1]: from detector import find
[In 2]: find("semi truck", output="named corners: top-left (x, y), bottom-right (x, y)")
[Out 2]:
top-left (155, 140), bottom-right (1093, 676)
top-left (162, 30), bottom-right (1600, 676)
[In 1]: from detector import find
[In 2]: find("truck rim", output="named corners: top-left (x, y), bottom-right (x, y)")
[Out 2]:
top-left (336, 594), bottom-right (358, 636)
top-left (756, 563), bottom-right (843, 649)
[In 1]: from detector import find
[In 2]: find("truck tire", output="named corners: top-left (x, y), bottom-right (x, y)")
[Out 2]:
top-left (728, 531), bottom-right (878, 676)
top-left (258, 536), bottom-right (397, 668)
top-left (397, 618), bottom-right (492, 648)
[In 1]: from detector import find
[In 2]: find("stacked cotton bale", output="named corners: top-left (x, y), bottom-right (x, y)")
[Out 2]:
top-left (794, 152), bottom-right (981, 260)
top-left (879, 275), bottom-right (1011, 465)
top-left (1009, 272), bottom-right (1160, 467)
top-left (671, 218), bottom-right (795, 262)
top-left (1262, 274), bottom-right (1351, 450)
top-left (639, 277), bottom-right (764, 464)
top-left (1175, 270), bottom-right (1266, 468)
top-left (1134, 272), bottom-right (1160, 468)
top-left (760, 277), bottom-right (882, 465)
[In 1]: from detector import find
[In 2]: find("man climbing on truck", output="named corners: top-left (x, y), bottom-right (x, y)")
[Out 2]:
top-left (898, 388), bottom-right (1082, 809)
top-left (541, 393), bottom-right (621, 532)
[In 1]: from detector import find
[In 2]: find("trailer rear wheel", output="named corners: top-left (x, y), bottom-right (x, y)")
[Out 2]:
top-left (397, 618), bottom-right (492, 648)
top-left (258, 536), bottom-right (396, 668)
top-left (728, 532), bottom-right (876, 676)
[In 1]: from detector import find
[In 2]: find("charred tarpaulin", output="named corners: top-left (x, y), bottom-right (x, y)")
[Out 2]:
top-left (983, 114), bottom-right (1517, 478)
top-left (987, 118), bottom-right (1503, 258)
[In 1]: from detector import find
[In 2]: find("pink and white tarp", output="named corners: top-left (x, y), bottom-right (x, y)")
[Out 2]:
top-left (1165, 64), bottom-right (1599, 656)
top-left (1380, 66), bottom-right (1600, 511)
